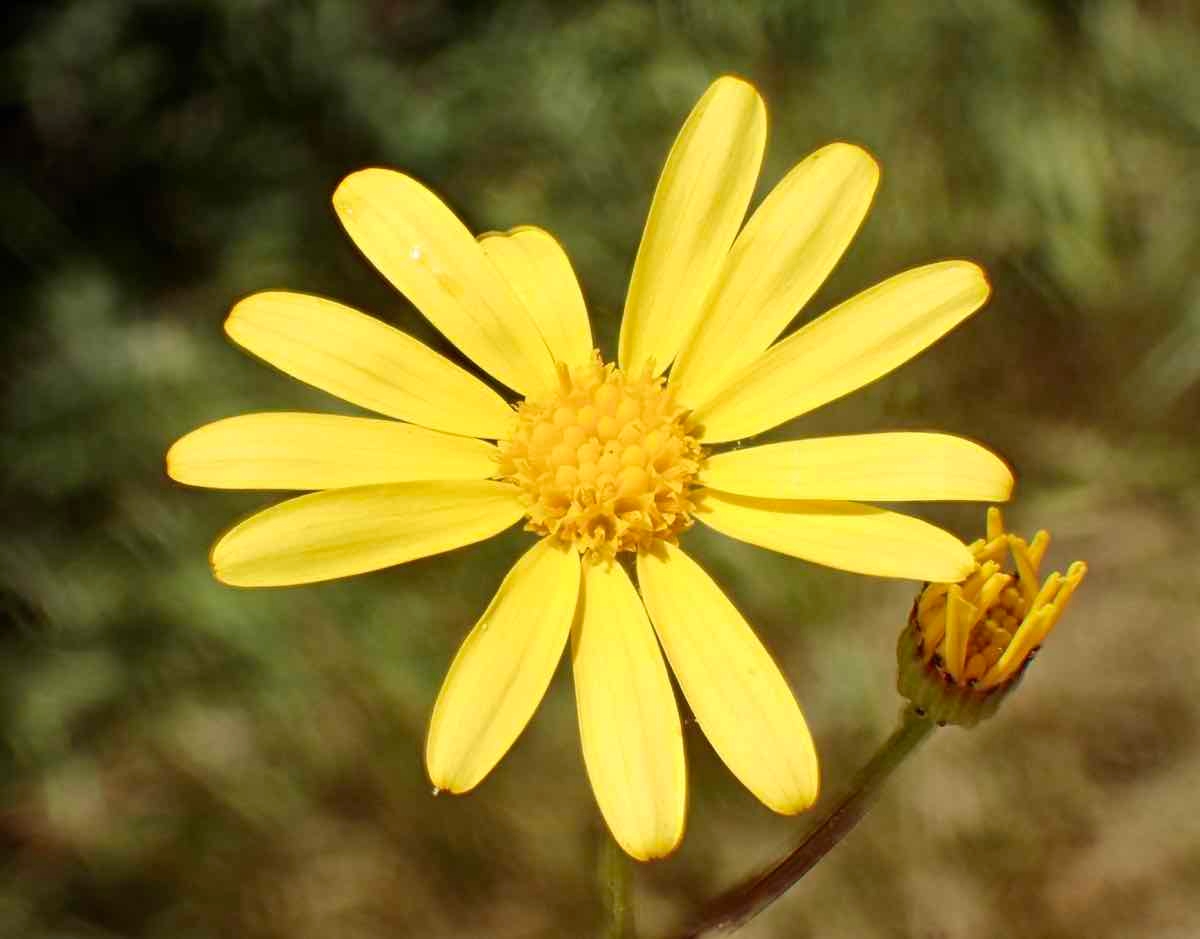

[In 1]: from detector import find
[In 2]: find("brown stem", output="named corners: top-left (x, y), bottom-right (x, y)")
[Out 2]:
top-left (666, 707), bottom-right (935, 937)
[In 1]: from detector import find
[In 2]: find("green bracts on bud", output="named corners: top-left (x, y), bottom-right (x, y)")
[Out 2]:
top-left (896, 605), bottom-right (1025, 727)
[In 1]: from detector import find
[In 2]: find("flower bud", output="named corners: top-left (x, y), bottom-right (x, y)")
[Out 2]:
top-left (897, 507), bottom-right (1086, 726)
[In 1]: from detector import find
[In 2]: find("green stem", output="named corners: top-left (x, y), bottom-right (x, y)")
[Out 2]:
top-left (667, 706), bottom-right (935, 938)
top-left (601, 831), bottom-right (635, 939)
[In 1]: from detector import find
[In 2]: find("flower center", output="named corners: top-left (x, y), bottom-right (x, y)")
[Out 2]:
top-left (498, 354), bottom-right (702, 560)
top-left (959, 583), bottom-right (1026, 681)
top-left (916, 562), bottom-right (1030, 686)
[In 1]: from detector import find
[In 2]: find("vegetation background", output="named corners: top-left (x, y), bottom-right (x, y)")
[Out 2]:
top-left (4, 1), bottom-right (1199, 936)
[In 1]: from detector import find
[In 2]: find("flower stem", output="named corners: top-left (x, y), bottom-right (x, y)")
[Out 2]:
top-left (601, 831), bottom-right (635, 939)
top-left (667, 706), bottom-right (936, 937)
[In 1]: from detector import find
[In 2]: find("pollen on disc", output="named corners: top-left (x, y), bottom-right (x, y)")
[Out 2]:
top-left (497, 354), bottom-right (703, 560)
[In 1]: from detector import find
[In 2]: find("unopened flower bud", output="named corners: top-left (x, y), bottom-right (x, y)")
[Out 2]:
top-left (898, 507), bottom-right (1086, 726)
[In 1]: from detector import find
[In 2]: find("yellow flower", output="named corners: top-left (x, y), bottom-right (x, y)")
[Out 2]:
top-left (167, 77), bottom-right (1012, 860)
top-left (898, 507), bottom-right (1087, 726)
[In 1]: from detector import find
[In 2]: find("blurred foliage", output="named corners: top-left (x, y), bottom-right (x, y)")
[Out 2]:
top-left (3, 0), bottom-right (1200, 936)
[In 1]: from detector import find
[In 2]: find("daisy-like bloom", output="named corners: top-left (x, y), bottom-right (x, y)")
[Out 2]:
top-left (167, 76), bottom-right (1014, 860)
top-left (898, 507), bottom-right (1087, 727)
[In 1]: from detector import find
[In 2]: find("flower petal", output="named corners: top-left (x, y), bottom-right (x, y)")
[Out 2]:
top-left (618, 76), bottom-right (766, 376)
top-left (426, 538), bottom-right (580, 793)
top-left (167, 412), bottom-right (499, 490)
top-left (942, 585), bottom-right (975, 683)
top-left (572, 559), bottom-right (686, 861)
top-left (637, 544), bottom-right (818, 814)
top-left (700, 433), bottom-right (1013, 503)
top-left (692, 261), bottom-right (991, 443)
top-left (333, 169), bottom-right (556, 394)
top-left (225, 292), bottom-right (516, 439)
top-left (671, 143), bottom-right (879, 408)
top-left (211, 480), bottom-right (524, 587)
top-left (478, 226), bottom-right (593, 367)
top-left (697, 491), bottom-right (975, 582)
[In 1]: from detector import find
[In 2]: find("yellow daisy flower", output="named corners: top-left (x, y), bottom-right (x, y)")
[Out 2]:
top-left (167, 76), bottom-right (1012, 860)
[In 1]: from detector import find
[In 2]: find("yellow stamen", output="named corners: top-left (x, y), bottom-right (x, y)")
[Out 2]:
top-left (981, 608), bottom-right (1048, 688)
top-left (986, 505), bottom-right (1005, 542)
top-left (975, 572), bottom-right (1013, 622)
top-left (960, 560), bottom-right (1000, 604)
top-left (1039, 562), bottom-right (1087, 636)
top-left (943, 586), bottom-right (975, 683)
top-left (1008, 535), bottom-right (1040, 609)
top-left (1030, 571), bottom-right (1063, 611)
top-left (1028, 529), bottom-right (1051, 568)
top-left (917, 582), bottom-right (949, 618)
top-left (920, 602), bottom-right (948, 663)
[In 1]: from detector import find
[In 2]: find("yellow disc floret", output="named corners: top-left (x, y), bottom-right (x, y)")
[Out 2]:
top-left (498, 353), bottom-right (702, 560)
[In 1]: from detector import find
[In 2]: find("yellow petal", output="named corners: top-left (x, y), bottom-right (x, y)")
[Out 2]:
top-left (1008, 535), bottom-right (1041, 609)
top-left (980, 608), bottom-right (1051, 690)
top-left (700, 433), bottom-right (1013, 502)
top-left (1028, 529), bottom-right (1051, 569)
top-left (571, 560), bottom-right (686, 861)
top-left (697, 491), bottom-right (975, 582)
top-left (618, 76), bottom-right (766, 376)
top-left (225, 292), bottom-right (516, 439)
top-left (478, 227), bottom-right (593, 367)
top-left (333, 169), bottom-right (556, 394)
top-left (211, 480), bottom-right (524, 587)
top-left (693, 261), bottom-right (991, 443)
top-left (637, 544), bottom-right (818, 814)
top-left (167, 412), bottom-right (499, 490)
top-left (426, 538), bottom-right (580, 793)
top-left (942, 586), bottom-right (975, 683)
top-left (986, 506), bottom-right (1005, 542)
top-left (671, 143), bottom-right (879, 407)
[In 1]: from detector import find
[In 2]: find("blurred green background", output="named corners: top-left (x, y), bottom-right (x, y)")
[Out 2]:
top-left (4, 1), bottom-right (1199, 936)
